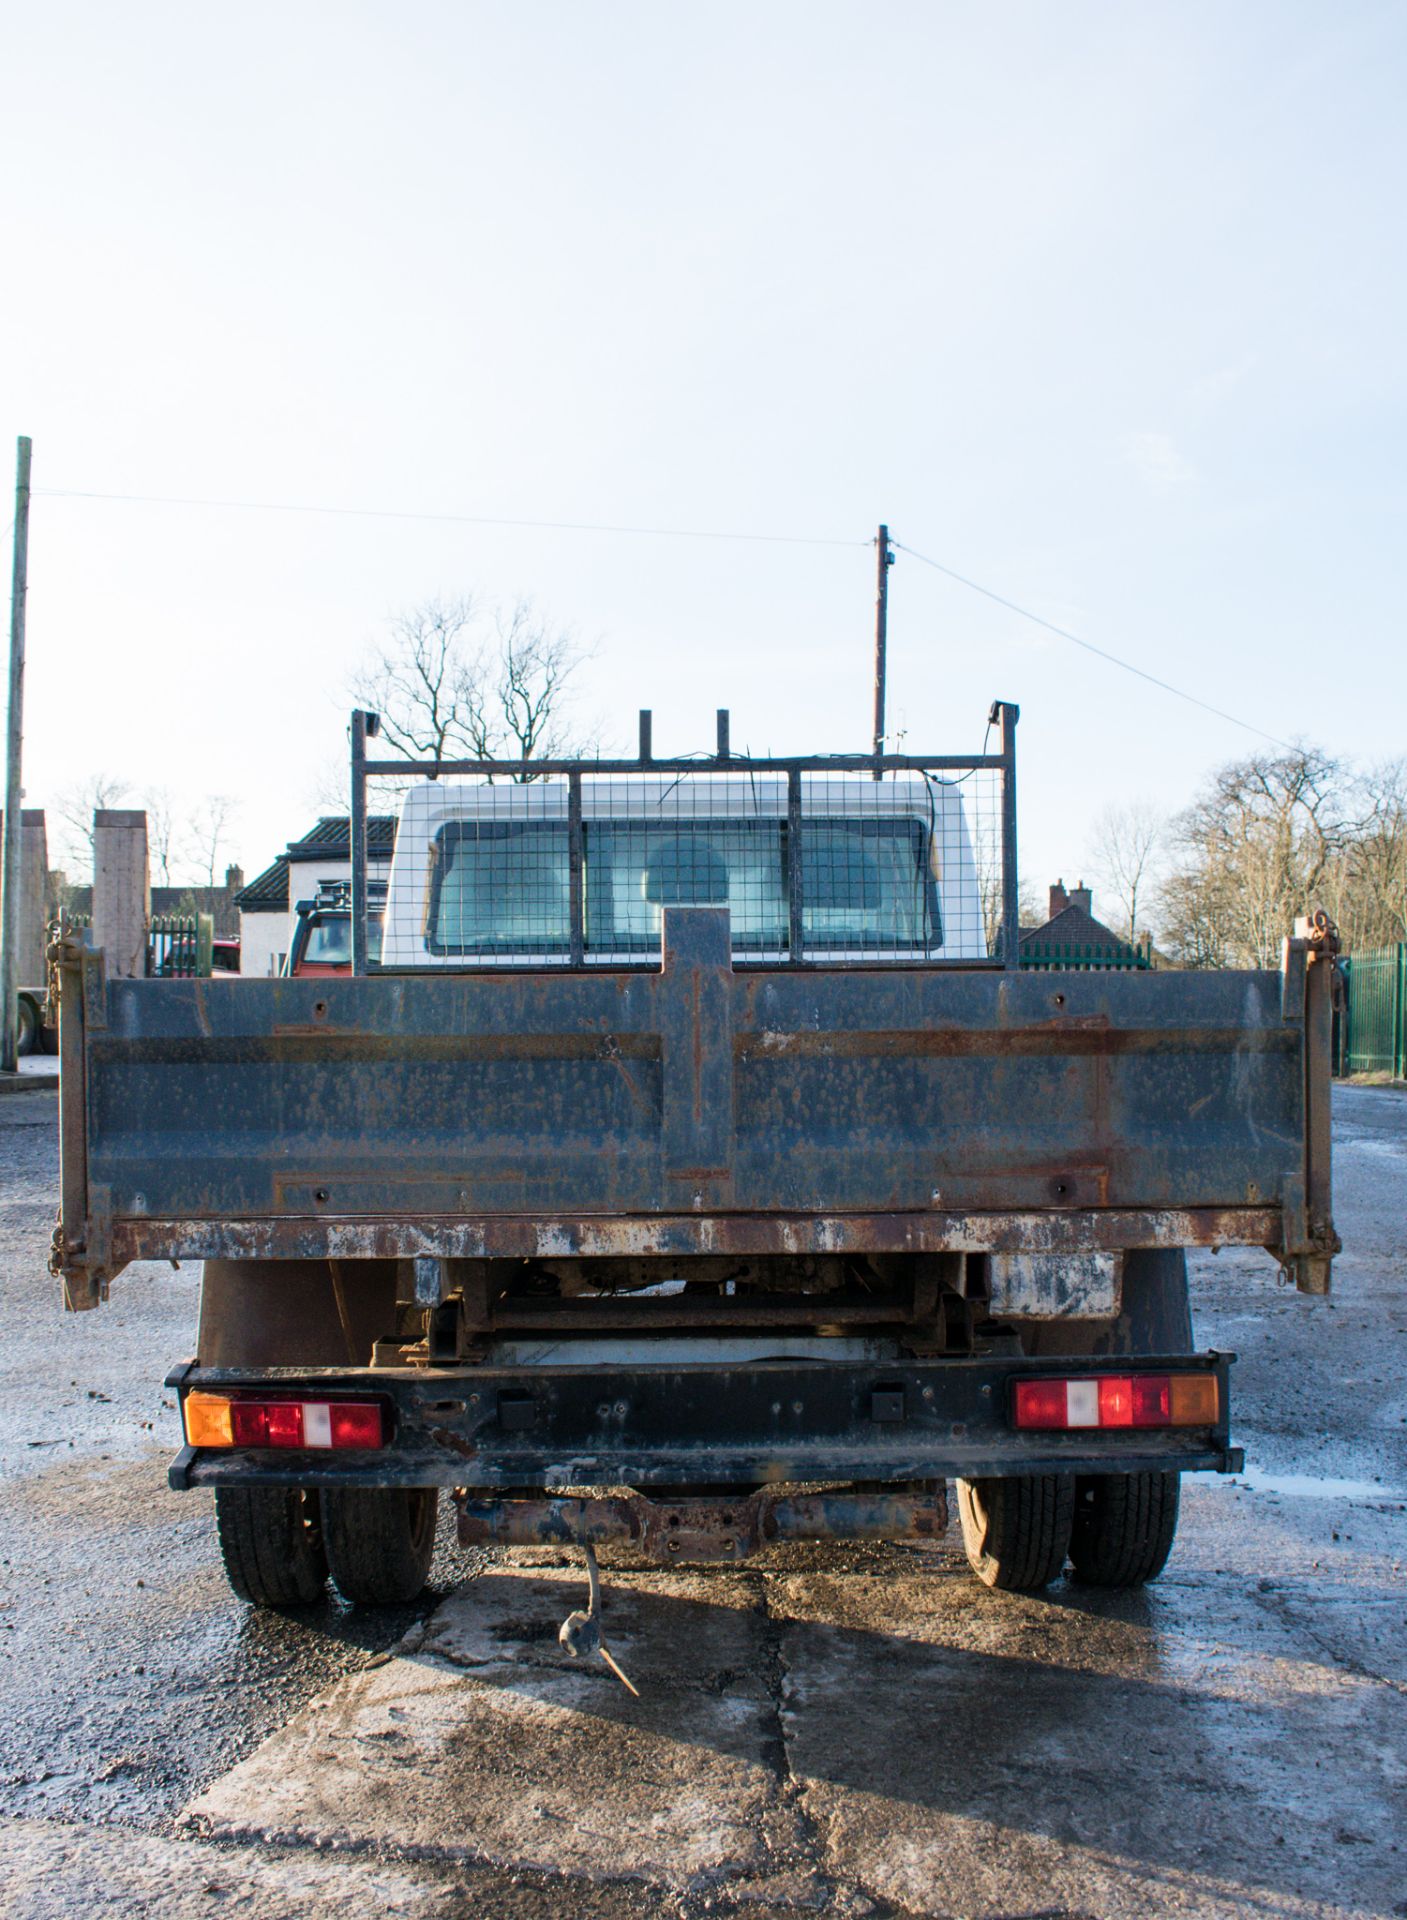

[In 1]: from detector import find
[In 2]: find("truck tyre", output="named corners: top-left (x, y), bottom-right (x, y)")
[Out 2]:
top-left (215, 1485), bottom-right (328, 1607)
top-left (321, 1487), bottom-right (438, 1605)
top-left (15, 996), bottom-right (37, 1057)
top-left (1070, 1471), bottom-right (1180, 1587)
top-left (957, 1473), bottom-right (1073, 1590)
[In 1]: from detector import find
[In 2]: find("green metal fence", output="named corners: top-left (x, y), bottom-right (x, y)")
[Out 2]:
top-left (148, 913), bottom-right (214, 978)
top-left (1020, 943), bottom-right (1150, 972)
top-left (1337, 944), bottom-right (1406, 1078)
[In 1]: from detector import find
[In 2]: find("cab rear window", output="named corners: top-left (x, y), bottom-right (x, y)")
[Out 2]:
top-left (428, 822), bottom-right (572, 955)
top-left (426, 816), bottom-right (940, 957)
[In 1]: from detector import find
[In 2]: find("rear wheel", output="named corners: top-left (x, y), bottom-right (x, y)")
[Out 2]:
top-left (1069, 1471), bottom-right (1179, 1586)
top-left (957, 1473), bottom-right (1073, 1590)
top-left (15, 998), bottom-right (37, 1057)
top-left (215, 1485), bottom-right (328, 1607)
top-left (321, 1487), bottom-right (438, 1604)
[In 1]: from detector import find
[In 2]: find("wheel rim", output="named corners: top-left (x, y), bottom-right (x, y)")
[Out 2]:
top-left (406, 1489), bottom-right (436, 1557)
top-left (967, 1481), bottom-right (992, 1555)
top-left (295, 1488), bottom-right (324, 1560)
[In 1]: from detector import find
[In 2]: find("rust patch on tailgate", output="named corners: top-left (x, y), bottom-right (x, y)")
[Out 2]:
top-left (739, 1026), bottom-right (1297, 1058)
top-left (107, 1205), bottom-right (1281, 1269)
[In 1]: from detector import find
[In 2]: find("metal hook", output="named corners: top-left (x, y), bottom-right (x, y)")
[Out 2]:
top-left (558, 1541), bottom-right (639, 1696)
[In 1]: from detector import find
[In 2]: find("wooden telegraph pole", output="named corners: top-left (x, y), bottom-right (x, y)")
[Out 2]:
top-left (871, 523), bottom-right (895, 777)
top-left (1, 436), bottom-right (31, 1074)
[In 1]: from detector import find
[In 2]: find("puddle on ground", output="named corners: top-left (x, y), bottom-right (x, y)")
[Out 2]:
top-left (1336, 1133), bottom-right (1407, 1162)
top-left (1232, 1470), bottom-right (1405, 1502)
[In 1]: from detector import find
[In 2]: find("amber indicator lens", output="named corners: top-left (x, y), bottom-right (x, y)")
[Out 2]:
top-left (1169, 1373), bottom-right (1219, 1425)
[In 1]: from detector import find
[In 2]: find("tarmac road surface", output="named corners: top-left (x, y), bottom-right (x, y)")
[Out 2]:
top-left (0, 1083), bottom-right (1403, 1919)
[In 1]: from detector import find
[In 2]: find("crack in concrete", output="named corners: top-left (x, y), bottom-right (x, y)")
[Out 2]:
top-left (1249, 1586), bottom-right (1407, 1699)
top-left (185, 1808), bottom-right (871, 1918)
top-left (751, 1569), bottom-right (847, 1912)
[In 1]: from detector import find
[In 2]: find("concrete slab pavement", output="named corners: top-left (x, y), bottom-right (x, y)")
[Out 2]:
top-left (189, 1564), bottom-right (822, 1906)
top-left (183, 1493), bottom-right (1407, 1918)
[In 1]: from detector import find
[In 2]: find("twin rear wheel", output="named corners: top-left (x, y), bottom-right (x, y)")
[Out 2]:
top-left (957, 1471), bottom-right (1180, 1591)
top-left (214, 1485), bottom-right (438, 1609)
top-left (957, 1247), bottom-right (1192, 1592)
top-left (215, 1473), bottom-right (1171, 1608)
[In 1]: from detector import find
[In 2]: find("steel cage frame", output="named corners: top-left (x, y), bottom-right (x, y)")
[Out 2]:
top-left (348, 702), bottom-right (1022, 974)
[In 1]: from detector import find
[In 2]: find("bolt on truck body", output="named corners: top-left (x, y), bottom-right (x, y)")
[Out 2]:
top-left (51, 703), bottom-right (1340, 1614)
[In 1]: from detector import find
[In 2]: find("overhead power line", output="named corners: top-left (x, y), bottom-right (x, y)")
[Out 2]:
top-left (33, 487), bottom-right (866, 551)
top-left (893, 540), bottom-right (1294, 752)
top-left (33, 482), bottom-right (1293, 749)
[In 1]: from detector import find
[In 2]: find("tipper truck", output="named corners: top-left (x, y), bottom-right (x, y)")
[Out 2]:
top-left (51, 703), bottom-right (1339, 1619)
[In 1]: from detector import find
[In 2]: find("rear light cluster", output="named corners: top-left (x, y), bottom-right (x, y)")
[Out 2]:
top-left (1012, 1372), bottom-right (1218, 1431)
top-left (184, 1392), bottom-right (385, 1450)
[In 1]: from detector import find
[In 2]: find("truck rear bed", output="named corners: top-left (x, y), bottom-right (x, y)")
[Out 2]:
top-left (55, 907), bottom-right (1337, 1301)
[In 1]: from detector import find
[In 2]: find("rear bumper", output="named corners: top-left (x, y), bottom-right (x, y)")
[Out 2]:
top-left (165, 1350), bottom-right (1240, 1491)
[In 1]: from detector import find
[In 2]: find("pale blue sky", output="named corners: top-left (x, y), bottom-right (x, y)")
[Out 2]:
top-left (4, 2), bottom-right (1403, 902)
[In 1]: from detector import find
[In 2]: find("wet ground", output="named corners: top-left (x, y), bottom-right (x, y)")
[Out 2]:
top-left (0, 1084), bottom-right (1403, 1918)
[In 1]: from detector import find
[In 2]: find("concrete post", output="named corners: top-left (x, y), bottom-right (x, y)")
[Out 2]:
top-left (92, 809), bottom-right (150, 978)
top-left (20, 810), bottom-right (48, 985)
top-left (0, 809), bottom-right (51, 985)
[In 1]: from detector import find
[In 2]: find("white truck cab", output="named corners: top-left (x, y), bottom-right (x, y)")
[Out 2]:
top-left (380, 773), bottom-right (986, 967)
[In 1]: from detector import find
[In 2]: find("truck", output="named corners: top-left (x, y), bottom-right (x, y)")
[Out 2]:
top-left (284, 879), bottom-right (385, 977)
top-left (50, 703), bottom-right (1339, 1623)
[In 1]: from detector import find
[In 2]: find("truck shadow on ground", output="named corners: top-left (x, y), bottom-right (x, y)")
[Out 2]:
top-left (361, 1557), bottom-right (1403, 1919)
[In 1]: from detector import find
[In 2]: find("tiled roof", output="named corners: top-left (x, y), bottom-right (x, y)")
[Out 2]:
top-left (286, 816), bottom-right (397, 857)
top-left (1019, 902), bottom-right (1138, 957)
top-left (235, 817), bottom-right (396, 913)
top-left (235, 860), bottom-right (290, 911)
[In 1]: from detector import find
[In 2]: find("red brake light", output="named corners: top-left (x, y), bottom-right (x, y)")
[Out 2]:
top-left (1012, 1380), bottom-right (1067, 1429)
top-left (1098, 1377), bottom-right (1134, 1427)
top-left (1131, 1374), bottom-right (1171, 1427)
top-left (264, 1403), bottom-right (306, 1448)
top-left (329, 1402), bottom-right (384, 1448)
top-left (229, 1401), bottom-right (269, 1446)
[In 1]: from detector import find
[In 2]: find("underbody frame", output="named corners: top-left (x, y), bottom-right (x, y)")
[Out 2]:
top-left (165, 1349), bottom-right (1240, 1494)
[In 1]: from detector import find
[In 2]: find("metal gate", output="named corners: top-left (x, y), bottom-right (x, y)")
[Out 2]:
top-left (147, 914), bottom-right (214, 979)
top-left (1337, 944), bottom-right (1406, 1078)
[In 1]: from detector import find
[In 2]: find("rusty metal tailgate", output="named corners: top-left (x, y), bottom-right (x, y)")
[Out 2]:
top-left (54, 910), bottom-right (1337, 1304)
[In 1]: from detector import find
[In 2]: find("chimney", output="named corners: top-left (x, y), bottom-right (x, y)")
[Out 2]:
top-left (1070, 880), bottom-right (1093, 916)
top-left (225, 864), bottom-right (244, 895)
top-left (1048, 879), bottom-right (1069, 919)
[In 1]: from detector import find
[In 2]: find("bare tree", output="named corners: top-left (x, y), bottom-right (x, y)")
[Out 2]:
top-left (1157, 747), bottom-right (1346, 968)
top-left (493, 600), bottom-right (588, 762)
top-left (186, 795), bottom-right (238, 890)
top-left (349, 596), bottom-right (483, 763)
top-left (349, 593), bottom-right (594, 779)
top-left (1087, 800), bottom-right (1167, 942)
top-left (52, 772), bottom-right (131, 879)
top-left (1329, 758), bottom-right (1407, 949)
top-left (974, 812), bottom-right (1041, 954)
top-left (144, 787), bottom-right (179, 888)
top-left (301, 755), bottom-right (351, 815)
